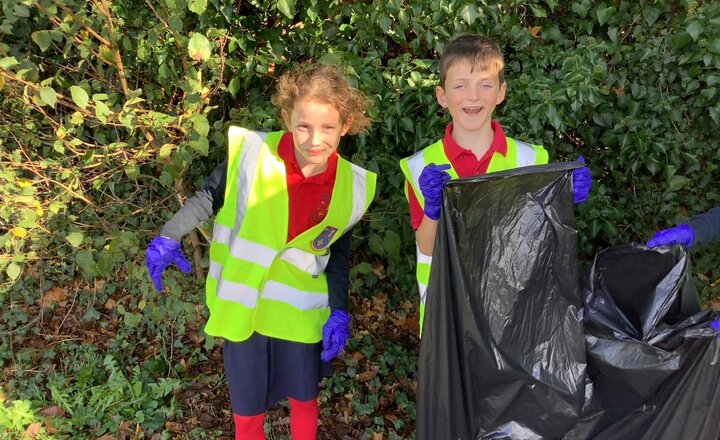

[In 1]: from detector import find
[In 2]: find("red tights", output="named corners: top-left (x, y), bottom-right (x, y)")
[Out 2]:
top-left (233, 398), bottom-right (318, 440)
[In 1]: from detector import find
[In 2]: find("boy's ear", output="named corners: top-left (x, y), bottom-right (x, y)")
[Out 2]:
top-left (496, 81), bottom-right (507, 105)
top-left (436, 86), bottom-right (448, 108)
top-left (281, 109), bottom-right (292, 130)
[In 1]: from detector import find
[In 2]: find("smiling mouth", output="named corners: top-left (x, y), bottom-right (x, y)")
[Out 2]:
top-left (463, 106), bottom-right (483, 114)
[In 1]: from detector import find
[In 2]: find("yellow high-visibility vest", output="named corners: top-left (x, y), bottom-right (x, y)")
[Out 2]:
top-left (399, 137), bottom-right (549, 334)
top-left (205, 127), bottom-right (377, 343)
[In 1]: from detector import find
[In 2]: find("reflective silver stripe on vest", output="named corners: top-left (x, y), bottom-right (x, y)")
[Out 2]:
top-left (280, 248), bottom-right (329, 276)
top-left (515, 140), bottom-right (537, 167)
top-left (406, 151), bottom-right (427, 196)
top-left (214, 274), bottom-right (260, 308)
top-left (213, 224), bottom-right (326, 276)
top-left (231, 128), bottom-right (267, 241)
top-left (417, 247), bottom-right (432, 305)
top-left (262, 280), bottom-right (329, 310)
top-left (348, 163), bottom-right (370, 228)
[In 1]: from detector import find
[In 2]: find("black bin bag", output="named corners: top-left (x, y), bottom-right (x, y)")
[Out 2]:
top-left (567, 245), bottom-right (720, 440)
top-left (417, 163), bottom-right (587, 440)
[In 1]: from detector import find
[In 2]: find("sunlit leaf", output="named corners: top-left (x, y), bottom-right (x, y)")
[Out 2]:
top-left (188, 33), bottom-right (211, 61)
top-left (39, 86), bottom-right (57, 108)
top-left (69, 85), bottom-right (89, 109)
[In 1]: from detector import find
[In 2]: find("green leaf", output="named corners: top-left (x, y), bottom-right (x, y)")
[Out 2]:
top-left (667, 175), bottom-right (688, 191)
top-left (277, 0), bottom-right (296, 19)
top-left (708, 37), bottom-right (720, 55)
top-left (6, 262), bottom-right (21, 280)
top-left (188, 0), bottom-right (207, 14)
top-left (529, 4), bottom-right (547, 18)
top-left (75, 250), bottom-right (97, 277)
top-left (686, 21), bottom-right (704, 41)
top-left (66, 232), bottom-right (84, 247)
top-left (188, 33), bottom-right (212, 61)
top-left (571, 0), bottom-right (591, 18)
top-left (0, 56), bottom-right (19, 70)
top-left (31, 31), bottom-right (52, 51)
top-left (39, 86), bottom-right (57, 108)
top-left (459, 4), bottom-right (479, 25)
top-left (159, 143), bottom-right (173, 159)
top-left (95, 100), bottom-right (110, 123)
top-left (69, 85), bottom-right (89, 109)
top-left (192, 114), bottom-right (210, 136)
top-left (596, 6), bottom-right (614, 26)
top-left (383, 230), bottom-right (401, 256)
top-left (228, 76), bottom-right (241, 98)
top-left (642, 7), bottom-right (661, 26)
top-left (125, 163), bottom-right (140, 180)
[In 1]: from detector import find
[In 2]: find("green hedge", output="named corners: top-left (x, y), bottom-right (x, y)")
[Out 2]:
top-left (1, 0), bottom-right (719, 437)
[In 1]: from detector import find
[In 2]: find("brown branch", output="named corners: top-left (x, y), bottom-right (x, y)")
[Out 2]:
top-left (210, 34), bottom-right (228, 97)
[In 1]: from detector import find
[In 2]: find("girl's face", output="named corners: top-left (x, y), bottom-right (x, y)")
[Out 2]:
top-left (282, 97), bottom-right (350, 175)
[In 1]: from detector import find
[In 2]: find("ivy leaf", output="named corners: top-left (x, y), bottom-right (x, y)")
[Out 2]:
top-left (459, 4), bottom-right (479, 25)
top-left (66, 232), bottom-right (84, 247)
top-left (596, 6), bottom-right (614, 26)
top-left (277, 0), bottom-right (296, 19)
top-left (39, 86), bottom-right (57, 108)
top-left (529, 4), bottom-right (547, 18)
top-left (667, 175), bottom-right (688, 191)
top-left (188, 0), bottom-right (207, 14)
top-left (75, 250), bottom-right (97, 277)
top-left (69, 85), bottom-right (89, 109)
top-left (188, 33), bottom-right (211, 61)
top-left (7, 263), bottom-right (22, 281)
top-left (31, 31), bottom-right (52, 51)
top-left (686, 21), bottom-right (704, 41)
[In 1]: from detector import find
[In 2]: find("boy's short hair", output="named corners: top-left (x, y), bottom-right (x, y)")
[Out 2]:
top-left (438, 34), bottom-right (505, 87)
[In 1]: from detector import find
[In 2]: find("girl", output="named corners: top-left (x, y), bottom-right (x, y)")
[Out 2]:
top-left (146, 63), bottom-right (376, 439)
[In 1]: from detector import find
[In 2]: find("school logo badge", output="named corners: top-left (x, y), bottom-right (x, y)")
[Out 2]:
top-left (311, 226), bottom-right (338, 251)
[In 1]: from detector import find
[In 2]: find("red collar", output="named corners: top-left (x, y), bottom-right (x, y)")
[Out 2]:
top-left (442, 120), bottom-right (508, 160)
top-left (278, 132), bottom-right (338, 183)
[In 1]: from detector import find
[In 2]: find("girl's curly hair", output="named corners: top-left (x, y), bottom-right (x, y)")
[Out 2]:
top-left (272, 63), bottom-right (371, 135)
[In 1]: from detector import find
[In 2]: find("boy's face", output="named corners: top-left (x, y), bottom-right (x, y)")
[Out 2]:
top-left (436, 60), bottom-right (506, 135)
top-left (282, 97), bottom-right (350, 171)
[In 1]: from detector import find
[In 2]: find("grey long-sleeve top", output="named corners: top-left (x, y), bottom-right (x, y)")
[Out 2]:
top-left (687, 206), bottom-right (720, 248)
top-left (160, 160), bottom-right (353, 312)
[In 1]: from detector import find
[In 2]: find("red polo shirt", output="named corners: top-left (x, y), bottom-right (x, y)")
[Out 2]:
top-left (278, 133), bottom-right (338, 242)
top-left (407, 120), bottom-right (508, 229)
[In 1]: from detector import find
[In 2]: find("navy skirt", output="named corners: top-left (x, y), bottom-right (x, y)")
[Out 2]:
top-left (223, 332), bottom-right (334, 416)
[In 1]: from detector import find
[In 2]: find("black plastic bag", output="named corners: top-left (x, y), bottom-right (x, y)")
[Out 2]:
top-left (417, 163), bottom-right (587, 440)
top-left (567, 245), bottom-right (720, 440)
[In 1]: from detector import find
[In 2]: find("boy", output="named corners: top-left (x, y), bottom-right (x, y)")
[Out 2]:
top-left (399, 34), bottom-right (591, 332)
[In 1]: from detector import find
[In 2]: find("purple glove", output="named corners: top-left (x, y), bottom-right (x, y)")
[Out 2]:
top-left (572, 156), bottom-right (591, 204)
top-left (646, 224), bottom-right (695, 249)
top-left (321, 310), bottom-right (352, 362)
top-left (146, 236), bottom-right (192, 292)
top-left (710, 319), bottom-right (720, 338)
top-left (418, 163), bottom-right (452, 220)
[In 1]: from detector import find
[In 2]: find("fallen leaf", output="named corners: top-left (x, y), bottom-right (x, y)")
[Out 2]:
top-left (37, 405), bottom-right (65, 417)
top-left (39, 287), bottom-right (68, 308)
top-left (528, 26), bottom-right (542, 38)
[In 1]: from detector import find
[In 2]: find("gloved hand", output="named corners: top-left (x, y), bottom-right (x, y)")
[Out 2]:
top-left (146, 236), bottom-right (192, 292)
top-left (419, 163), bottom-right (452, 220)
top-left (572, 156), bottom-right (591, 204)
top-left (320, 310), bottom-right (352, 362)
top-left (710, 318), bottom-right (720, 338)
top-left (646, 224), bottom-right (695, 249)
